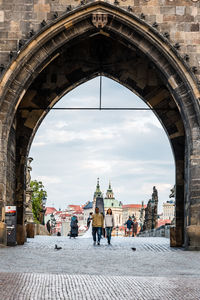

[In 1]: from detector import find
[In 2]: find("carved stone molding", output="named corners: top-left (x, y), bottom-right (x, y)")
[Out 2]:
top-left (92, 13), bottom-right (108, 28)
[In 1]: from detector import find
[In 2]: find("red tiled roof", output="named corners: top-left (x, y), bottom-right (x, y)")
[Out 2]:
top-left (68, 205), bottom-right (83, 212)
top-left (157, 219), bottom-right (171, 227)
top-left (45, 207), bottom-right (57, 215)
top-left (122, 204), bottom-right (147, 209)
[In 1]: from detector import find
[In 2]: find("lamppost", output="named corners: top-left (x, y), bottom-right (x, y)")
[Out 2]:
top-left (116, 225), bottom-right (119, 236)
top-left (41, 194), bottom-right (47, 225)
top-left (50, 213), bottom-right (56, 235)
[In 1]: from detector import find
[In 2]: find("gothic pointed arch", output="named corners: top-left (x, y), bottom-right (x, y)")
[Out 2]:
top-left (0, 1), bottom-right (200, 248)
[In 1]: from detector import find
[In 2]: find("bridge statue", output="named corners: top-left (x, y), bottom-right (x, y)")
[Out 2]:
top-left (25, 158), bottom-right (35, 237)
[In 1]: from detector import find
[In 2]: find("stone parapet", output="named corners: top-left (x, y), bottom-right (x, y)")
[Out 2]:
top-left (26, 223), bottom-right (35, 238)
top-left (35, 224), bottom-right (50, 236)
top-left (138, 225), bottom-right (171, 239)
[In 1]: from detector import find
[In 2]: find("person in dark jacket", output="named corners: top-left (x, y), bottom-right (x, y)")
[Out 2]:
top-left (87, 212), bottom-right (93, 229)
top-left (132, 218), bottom-right (138, 237)
top-left (46, 220), bottom-right (51, 234)
top-left (125, 217), bottom-right (133, 237)
top-left (70, 215), bottom-right (78, 238)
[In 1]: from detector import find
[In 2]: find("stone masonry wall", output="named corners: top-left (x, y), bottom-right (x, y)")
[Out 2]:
top-left (0, 0), bottom-right (200, 81)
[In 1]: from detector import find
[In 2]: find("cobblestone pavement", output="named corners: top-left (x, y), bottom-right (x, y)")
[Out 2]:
top-left (0, 273), bottom-right (200, 300)
top-left (1, 236), bottom-right (200, 299)
top-left (1, 236), bottom-right (200, 277)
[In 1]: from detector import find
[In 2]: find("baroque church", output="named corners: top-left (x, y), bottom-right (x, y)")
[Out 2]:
top-left (93, 179), bottom-right (123, 227)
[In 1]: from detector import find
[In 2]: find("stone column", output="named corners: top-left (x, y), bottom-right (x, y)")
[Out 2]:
top-left (186, 130), bottom-right (200, 250)
top-left (0, 121), bottom-right (7, 245)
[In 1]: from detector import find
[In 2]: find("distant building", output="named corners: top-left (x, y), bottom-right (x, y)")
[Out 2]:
top-left (67, 205), bottom-right (83, 215)
top-left (104, 182), bottom-right (123, 226)
top-left (44, 207), bottom-right (57, 224)
top-left (83, 201), bottom-right (93, 225)
top-left (122, 204), bottom-right (146, 224)
top-left (61, 214), bottom-right (72, 236)
top-left (162, 200), bottom-right (175, 221)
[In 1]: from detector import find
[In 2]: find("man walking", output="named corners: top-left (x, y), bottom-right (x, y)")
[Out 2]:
top-left (132, 218), bottom-right (138, 237)
top-left (87, 212), bottom-right (93, 229)
top-left (125, 216), bottom-right (133, 237)
top-left (46, 220), bottom-right (51, 234)
top-left (92, 207), bottom-right (103, 246)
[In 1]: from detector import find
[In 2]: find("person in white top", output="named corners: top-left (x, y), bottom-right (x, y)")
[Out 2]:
top-left (104, 208), bottom-right (115, 245)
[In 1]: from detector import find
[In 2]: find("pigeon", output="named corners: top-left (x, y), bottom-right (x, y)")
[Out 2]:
top-left (55, 244), bottom-right (62, 250)
top-left (131, 247), bottom-right (136, 251)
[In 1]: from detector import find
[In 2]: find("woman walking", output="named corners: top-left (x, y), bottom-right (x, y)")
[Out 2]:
top-left (105, 208), bottom-right (115, 245)
top-left (70, 215), bottom-right (78, 238)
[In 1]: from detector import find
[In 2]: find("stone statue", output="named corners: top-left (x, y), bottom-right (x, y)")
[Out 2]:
top-left (26, 157), bottom-right (33, 190)
top-left (169, 185), bottom-right (175, 198)
top-left (25, 157), bottom-right (34, 224)
top-left (152, 186), bottom-right (158, 199)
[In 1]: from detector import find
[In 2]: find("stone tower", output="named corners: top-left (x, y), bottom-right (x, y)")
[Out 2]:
top-left (93, 178), bottom-right (104, 214)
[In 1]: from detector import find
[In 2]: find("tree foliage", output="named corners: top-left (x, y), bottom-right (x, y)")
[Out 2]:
top-left (30, 180), bottom-right (47, 223)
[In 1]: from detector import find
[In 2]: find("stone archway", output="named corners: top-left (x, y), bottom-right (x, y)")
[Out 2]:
top-left (0, 2), bottom-right (200, 249)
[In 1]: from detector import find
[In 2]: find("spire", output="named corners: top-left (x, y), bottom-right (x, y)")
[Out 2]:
top-left (97, 177), bottom-right (99, 187)
top-left (107, 180), bottom-right (113, 192)
top-left (96, 177), bottom-right (100, 192)
top-left (93, 177), bottom-right (103, 200)
top-left (109, 180), bottom-right (111, 190)
top-left (106, 180), bottom-right (114, 199)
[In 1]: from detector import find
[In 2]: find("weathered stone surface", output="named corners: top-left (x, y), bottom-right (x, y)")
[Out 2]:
top-left (0, 221), bottom-right (6, 245)
top-left (26, 223), bottom-right (35, 238)
top-left (187, 225), bottom-right (200, 250)
top-left (16, 224), bottom-right (26, 245)
top-left (170, 226), bottom-right (183, 247)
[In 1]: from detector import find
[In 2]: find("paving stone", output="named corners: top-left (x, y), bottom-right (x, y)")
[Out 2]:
top-left (0, 236), bottom-right (200, 299)
top-left (0, 272), bottom-right (200, 300)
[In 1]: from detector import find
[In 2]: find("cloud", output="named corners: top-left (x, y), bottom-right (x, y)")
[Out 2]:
top-left (34, 175), bottom-right (62, 185)
top-left (30, 77), bottom-right (175, 211)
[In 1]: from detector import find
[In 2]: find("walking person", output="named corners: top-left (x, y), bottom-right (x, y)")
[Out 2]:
top-left (132, 218), bottom-right (138, 237)
top-left (101, 212), bottom-right (105, 238)
top-left (105, 208), bottom-right (115, 245)
top-left (92, 207), bottom-right (103, 246)
top-left (46, 220), bottom-right (51, 234)
top-left (87, 212), bottom-right (93, 229)
top-left (70, 215), bottom-right (78, 238)
top-left (125, 216), bottom-right (133, 237)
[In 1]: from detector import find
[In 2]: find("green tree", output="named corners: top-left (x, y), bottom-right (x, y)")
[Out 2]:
top-left (30, 180), bottom-right (47, 223)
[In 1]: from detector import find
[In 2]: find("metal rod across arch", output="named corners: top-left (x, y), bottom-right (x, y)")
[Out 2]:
top-left (18, 76), bottom-right (177, 112)
top-left (18, 107), bottom-right (176, 111)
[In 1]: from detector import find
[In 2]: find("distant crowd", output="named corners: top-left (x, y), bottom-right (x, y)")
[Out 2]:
top-left (47, 208), bottom-right (138, 246)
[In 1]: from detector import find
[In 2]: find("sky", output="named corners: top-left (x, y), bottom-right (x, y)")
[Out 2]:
top-left (29, 77), bottom-right (175, 213)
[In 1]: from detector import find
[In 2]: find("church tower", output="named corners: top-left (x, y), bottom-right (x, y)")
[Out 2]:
top-left (106, 181), bottom-right (114, 199)
top-left (104, 181), bottom-right (123, 226)
top-left (93, 178), bottom-right (104, 214)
